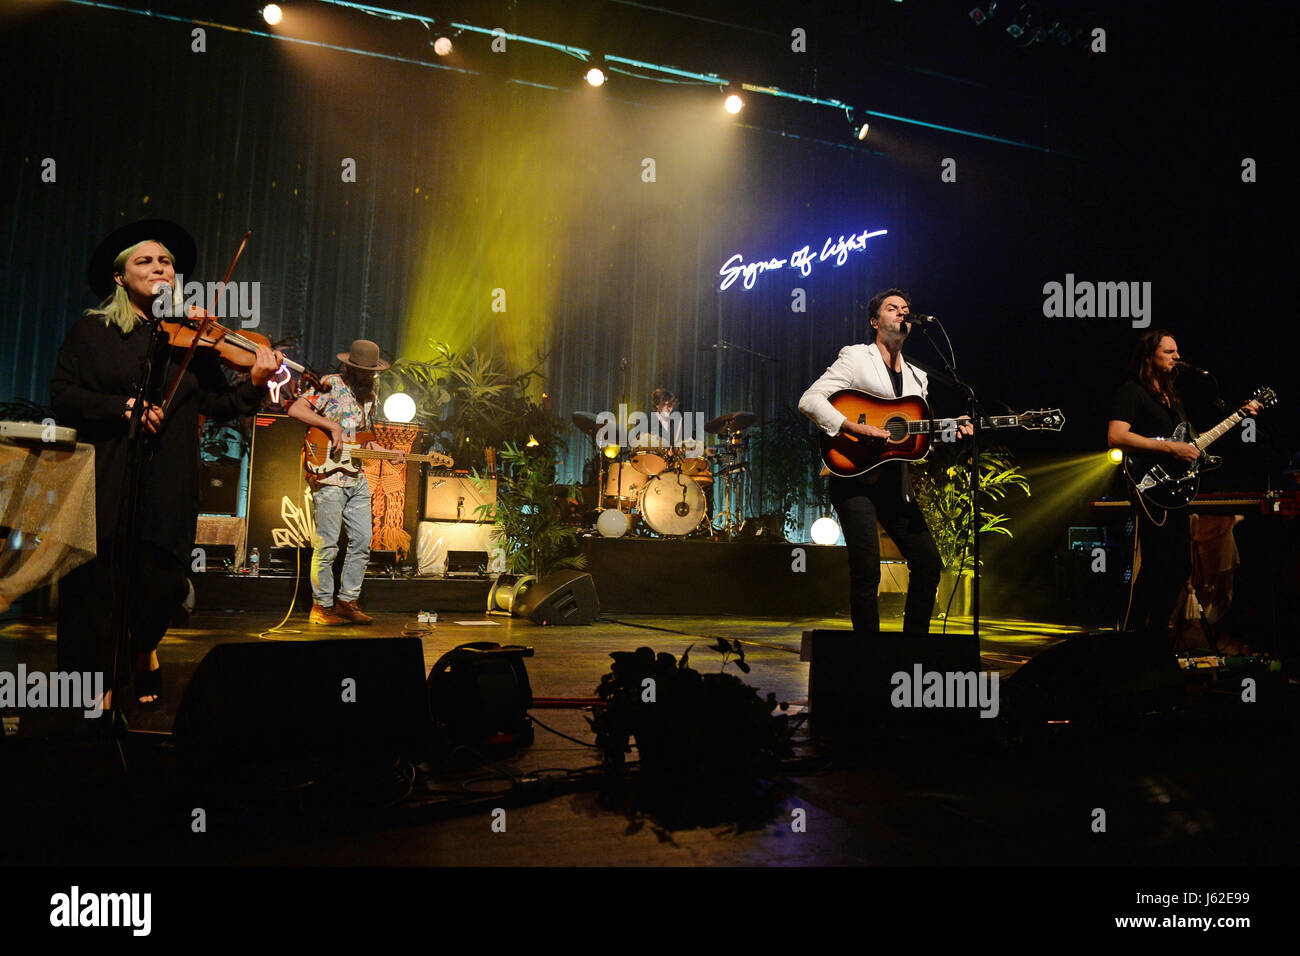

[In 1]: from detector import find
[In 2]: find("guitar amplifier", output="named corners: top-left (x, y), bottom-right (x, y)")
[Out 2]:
top-left (423, 472), bottom-right (497, 523)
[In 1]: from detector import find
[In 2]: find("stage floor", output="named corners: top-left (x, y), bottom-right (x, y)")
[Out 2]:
top-left (2, 608), bottom-right (1297, 867)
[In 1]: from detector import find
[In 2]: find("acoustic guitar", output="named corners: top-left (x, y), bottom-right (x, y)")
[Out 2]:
top-left (818, 389), bottom-right (1065, 478)
top-left (303, 426), bottom-right (454, 481)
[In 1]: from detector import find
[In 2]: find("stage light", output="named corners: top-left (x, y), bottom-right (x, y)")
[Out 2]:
top-left (526, 435), bottom-right (540, 448)
top-left (596, 509), bottom-right (629, 538)
top-left (586, 68), bottom-right (605, 87)
top-left (433, 36), bottom-right (453, 56)
top-left (810, 516), bottom-right (840, 545)
top-left (857, 122), bottom-right (870, 141)
top-left (724, 94), bottom-right (743, 114)
top-left (970, 7), bottom-right (987, 25)
top-left (1108, 448), bottom-right (1124, 465)
top-left (487, 573), bottom-right (536, 613)
top-left (602, 444), bottom-right (620, 459)
top-left (262, 4), bottom-right (282, 25)
top-left (383, 392), bottom-right (416, 423)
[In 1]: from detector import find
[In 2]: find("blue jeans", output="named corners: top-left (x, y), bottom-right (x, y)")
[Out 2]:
top-left (311, 478), bottom-right (372, 606)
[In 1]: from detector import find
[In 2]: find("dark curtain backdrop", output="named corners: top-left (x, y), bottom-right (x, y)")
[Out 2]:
top-left (3, 4), bottom-right (1293, 538)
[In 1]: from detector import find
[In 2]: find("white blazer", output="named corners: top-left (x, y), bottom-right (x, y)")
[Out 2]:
top-left (798, 342), bottom-right (930, 437)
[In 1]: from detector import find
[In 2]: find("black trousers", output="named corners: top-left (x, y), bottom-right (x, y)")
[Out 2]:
top-left (56, 540), bottom-right (188, 691)
top-left (830, 468), bottom-right (943, 634)
top-left (1125, 504), bottom-right (1191, 637)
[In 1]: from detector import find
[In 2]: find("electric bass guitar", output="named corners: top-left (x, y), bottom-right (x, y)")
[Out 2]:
top-left (1123, 386), bottom-right (1277, 515)
top-left (818, 390), bottom-right (1066, 478)
top-left (303, 426), bottom-right (454, 481)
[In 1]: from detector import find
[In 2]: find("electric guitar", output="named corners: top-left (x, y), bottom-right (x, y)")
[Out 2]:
top-left (303, 426), bottom-right (454, 481)
top-left (1123, 386), bottom-right (1277, 515)
top-left (818, 390), bottom-right (1065, 478)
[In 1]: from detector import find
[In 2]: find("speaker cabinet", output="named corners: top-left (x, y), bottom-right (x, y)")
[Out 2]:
top-left (198, 460), bottom-right (242, 515)
top-left (801, 629), bottom-right (983, 738)
top-left (423, 472), bottom-right (496, 522)
top-left (514, 570), bottom-right (600, 625)
top-left (246, 414), bottom-right (422, 560)
top-left (1004, 631), bottom-right (1183, 723)
top-left (172, 637), bottom-right (433, 773)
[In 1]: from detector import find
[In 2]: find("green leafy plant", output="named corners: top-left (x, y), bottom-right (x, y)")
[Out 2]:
top-left (589, 643), bottom-right (792, 789)
top-left (475, 441), bottom-right (586, 577)
top-left (754, 407), bottom-right (824, 537)
top-left (912, 443), bottom-right (1031, 575)
top-left (387, 340), bottom-right (559, 469)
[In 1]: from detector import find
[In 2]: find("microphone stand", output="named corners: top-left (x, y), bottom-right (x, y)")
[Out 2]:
top-left (711, 339), bottom-right (779, 523)
top-left (915, 319), bottom-right (981, 641)
top-left (106, 309), bottom-right (168, 767)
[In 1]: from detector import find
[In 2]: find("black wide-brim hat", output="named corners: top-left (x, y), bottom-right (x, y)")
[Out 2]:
top-left (87, 219), bottom-right (197, 299)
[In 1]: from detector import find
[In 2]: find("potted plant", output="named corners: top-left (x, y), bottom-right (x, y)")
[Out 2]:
top-left (912, 443), bottom-right (1030, 618)
top-left (475, 441), bottom-right (585, 578)
top-left (589, 640), bottom-right (793, 815)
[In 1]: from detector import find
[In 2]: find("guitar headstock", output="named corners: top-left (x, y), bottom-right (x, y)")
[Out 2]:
top-left (430, 451), bottom-right (455, 468)
top-left (1018, 409), bottom-right (1066, 431)
top-left (1248, 386), bottom-right (1278, 411)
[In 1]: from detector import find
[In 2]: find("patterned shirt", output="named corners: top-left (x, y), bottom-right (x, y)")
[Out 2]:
top-left (301, 373), bottom-right (375, 487)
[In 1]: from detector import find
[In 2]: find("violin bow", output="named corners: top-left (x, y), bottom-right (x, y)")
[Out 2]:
top-left (159, 230), bottom-right (252, 414)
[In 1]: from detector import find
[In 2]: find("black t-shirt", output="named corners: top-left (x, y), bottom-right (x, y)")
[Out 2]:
top-left (887, 365), bottom-right (904, 397)
top-left (1109, 380), bottom-right (1187, 439)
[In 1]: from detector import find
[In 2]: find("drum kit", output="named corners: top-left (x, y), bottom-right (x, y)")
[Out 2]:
top-left (571, 409), bottom-right (759, 538)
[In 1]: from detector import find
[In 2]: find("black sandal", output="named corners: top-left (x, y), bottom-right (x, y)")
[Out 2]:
top-left (134, 665), bottom-right (163, 706)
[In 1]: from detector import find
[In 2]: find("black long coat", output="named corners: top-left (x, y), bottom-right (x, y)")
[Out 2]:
top-left (50, 314), bottom-right (267, 562)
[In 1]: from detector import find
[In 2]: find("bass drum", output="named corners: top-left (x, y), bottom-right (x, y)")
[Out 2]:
top-left (640, 471), bottom-right (707, 536)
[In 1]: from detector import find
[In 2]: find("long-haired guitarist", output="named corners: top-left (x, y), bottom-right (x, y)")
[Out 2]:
top-left (1107, 329), bottom-right (1261, 636)
top-left (287, 339), bottom-right (397, 626)
top-left (799, 288), bottom-right (973, 634)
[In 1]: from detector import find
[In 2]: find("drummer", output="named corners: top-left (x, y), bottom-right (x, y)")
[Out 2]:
top-left (650, 387), bottom-right (681, 447)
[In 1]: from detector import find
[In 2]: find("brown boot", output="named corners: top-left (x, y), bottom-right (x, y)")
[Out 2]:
top-left (334, 599), bottom-right (374, 625)
top-left (310, 602), bottom-right (348, 625)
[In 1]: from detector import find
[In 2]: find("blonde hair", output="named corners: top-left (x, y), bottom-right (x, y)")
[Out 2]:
top-left (84, 240), bottom-right (175, 334)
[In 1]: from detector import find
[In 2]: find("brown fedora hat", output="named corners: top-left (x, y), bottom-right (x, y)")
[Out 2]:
top-left (337, 339), bottom-right (391, 371)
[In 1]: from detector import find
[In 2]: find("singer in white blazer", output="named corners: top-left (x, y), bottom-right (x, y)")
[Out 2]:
top-left (798, 288), bottom-right (971, 634)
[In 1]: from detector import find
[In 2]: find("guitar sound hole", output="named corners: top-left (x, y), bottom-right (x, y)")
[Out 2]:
top-left (886, 418), bottom-right (906, 441)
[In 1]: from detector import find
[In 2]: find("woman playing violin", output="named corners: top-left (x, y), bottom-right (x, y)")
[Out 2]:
top-left (50, 219), bottom-right (283, 712)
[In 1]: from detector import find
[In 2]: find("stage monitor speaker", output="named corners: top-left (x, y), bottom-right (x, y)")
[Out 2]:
top-left (513, 570), bottom-right (600, 625)
top-left (423, 472), bottom-right (496, 522)
top-left (801, 629), bottom-right (983, 738)
top-left (172, 637), bottom-right (433, 773)
top-left (1004, 630), bottom-right (1183, 723)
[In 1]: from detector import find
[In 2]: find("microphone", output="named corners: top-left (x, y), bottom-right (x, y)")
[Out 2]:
top-left (1176, 361), bottom-right (1209, 376)
top-left (902, 313), bottom-right (938, 325)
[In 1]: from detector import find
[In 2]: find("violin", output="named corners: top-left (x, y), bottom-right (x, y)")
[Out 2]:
top-left (159, 314), bottom-right (323, 390)
top-left (156, 230), bottom-right (325, 412)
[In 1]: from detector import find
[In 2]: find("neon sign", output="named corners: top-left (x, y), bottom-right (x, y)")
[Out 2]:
top-left (718, 227), bottom-right (888, 291)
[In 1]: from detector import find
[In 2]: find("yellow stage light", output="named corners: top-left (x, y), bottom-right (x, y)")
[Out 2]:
top-left (586, 68), bottom-right (605, 87)
top-left (433, 36), bottom-right (453, 56)
top-left (526, 435), bottom-right (540, 448)
top-left (724, 94), bottom-right (743, 114)
top-left (1108, 448), bottom-right (1124, 464)
top-left (262, 4), bottom-right (282, 26)
top-left (603, 444), bottom-right (620, 459)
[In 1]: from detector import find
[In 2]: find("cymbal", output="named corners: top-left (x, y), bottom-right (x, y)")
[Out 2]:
top-left (570, 411), bottom-right (600, 438)
top-left (705, 411), bottom-right (757, 434)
